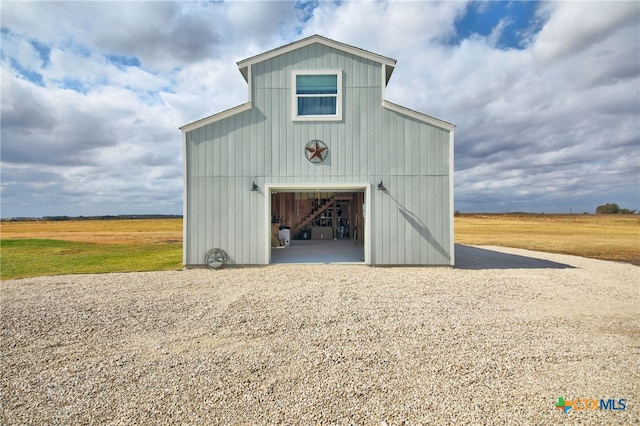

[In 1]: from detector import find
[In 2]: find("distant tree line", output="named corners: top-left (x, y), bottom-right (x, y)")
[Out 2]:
top-left (595, 203), bottom-right (637, 214)
top-left (2, 215), bottom-right (182, 222)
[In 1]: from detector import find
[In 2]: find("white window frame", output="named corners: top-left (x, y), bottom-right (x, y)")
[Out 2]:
top-left (291, 70), bottom-right (342, 121)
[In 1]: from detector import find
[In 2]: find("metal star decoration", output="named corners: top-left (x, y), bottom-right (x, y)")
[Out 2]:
top-left (305, 140), bottom-right (328, 163)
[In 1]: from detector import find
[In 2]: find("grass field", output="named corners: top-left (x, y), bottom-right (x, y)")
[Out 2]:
top-left (0, 218), bottom-right (181, 245)
top-left (1, 215), bottom-right (638, 279)
top-left (1, 219), bottom-right (183, 280)
top-left (455, 214), bottom-right (640, 265)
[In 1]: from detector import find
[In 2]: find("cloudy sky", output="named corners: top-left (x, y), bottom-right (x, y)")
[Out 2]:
top-left (1, 0), bottom-right (639, 217)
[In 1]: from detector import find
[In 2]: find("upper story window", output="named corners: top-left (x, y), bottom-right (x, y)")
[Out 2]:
top-left (292, 70), bottom-right (342, 121)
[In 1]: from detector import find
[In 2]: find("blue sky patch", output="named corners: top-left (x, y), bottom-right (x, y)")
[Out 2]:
top-left (294, 0), bottom-right (319, 23)
top-left (10, 58), bottom-right (44, 86)
top-left (61, 78), bottom-right (89, 94)
top-left (455, 0), bottom-right (542, 49)
top-left (30, 40), bottom-right (50, 67)
top-left (106, 54), bottom-right (142, 68)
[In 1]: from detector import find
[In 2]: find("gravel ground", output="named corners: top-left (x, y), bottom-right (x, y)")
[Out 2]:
top-left (1, 246), bottom-right (638, 425)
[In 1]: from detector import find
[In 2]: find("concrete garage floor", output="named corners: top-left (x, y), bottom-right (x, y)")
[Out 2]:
top-left (271, 242), bottom-right (576, 268)
top-left (271, 239), bottom-right (364, 264)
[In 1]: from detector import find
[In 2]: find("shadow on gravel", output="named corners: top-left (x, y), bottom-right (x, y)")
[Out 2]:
top-left (455, 244), bottom-right (575, 270)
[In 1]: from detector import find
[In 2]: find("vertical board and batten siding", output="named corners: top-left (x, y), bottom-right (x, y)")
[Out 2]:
top-left (185, 42), bottom-right (452, 265)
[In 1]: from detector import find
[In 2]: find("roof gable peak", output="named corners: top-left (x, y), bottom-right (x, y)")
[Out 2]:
top-left (237, 34), bottom-right (396, 84)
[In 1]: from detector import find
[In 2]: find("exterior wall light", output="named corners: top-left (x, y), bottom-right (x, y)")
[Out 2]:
top-left (251, 182), bottom-right (258, 191)
top-left (377, 181), bottom-right (386, 191)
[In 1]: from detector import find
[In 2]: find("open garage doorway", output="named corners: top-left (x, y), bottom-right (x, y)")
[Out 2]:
top-left (265, 184), bottom-right (370, 264)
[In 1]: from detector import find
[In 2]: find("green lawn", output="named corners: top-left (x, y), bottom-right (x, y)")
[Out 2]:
top-left (1, 239), bottom-right (182, 280)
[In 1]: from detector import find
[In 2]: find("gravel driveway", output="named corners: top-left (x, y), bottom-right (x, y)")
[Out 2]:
top-left (1, 246), bottom-right (638, 425)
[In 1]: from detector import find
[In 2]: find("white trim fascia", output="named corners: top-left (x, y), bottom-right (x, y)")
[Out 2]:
top-left (264, 186), bottom-right (271, 265)
top-left (264, 183), bottom-right (371, 265)
top-left (179, 102), bottom-right (252, 133)
top-left (182, 131), bottom-right (188, 266)
top-left (246, 65), bottom-right (252, 103)
top-left (380, 64), bottom-right (387, 100)
top-left (237, 35), bottom-right (396, 83)
top-left (363, 184), bottom-right (371, 265)
top-left (449, 129), bottom-right (455, 266)
top-left (382, 100), bottom-right (455, 131)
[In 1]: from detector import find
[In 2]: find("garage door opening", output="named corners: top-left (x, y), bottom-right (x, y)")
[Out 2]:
top-left (266, 184), bottom-right (369, 264)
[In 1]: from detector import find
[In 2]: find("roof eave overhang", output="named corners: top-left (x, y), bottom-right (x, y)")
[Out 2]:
top-left (180, 102), bottom-right (252, 134)
top-left (237, 34), bottom-right (396, 85)
top-left (382, 100), bottom-right (455, 131)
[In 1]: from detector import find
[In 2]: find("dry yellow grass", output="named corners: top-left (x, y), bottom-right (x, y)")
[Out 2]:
top-left (1, 220), bottom-right (183, 280)
top-left (0, 219), bottom-right (182, 245)
top-left (2, 215), bottom-right (638, 266)
top-left (455, 214), bottom-right (640, 265)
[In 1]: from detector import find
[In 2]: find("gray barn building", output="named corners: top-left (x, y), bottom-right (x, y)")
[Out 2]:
top-left (180, 35), bottom-right (455, 267)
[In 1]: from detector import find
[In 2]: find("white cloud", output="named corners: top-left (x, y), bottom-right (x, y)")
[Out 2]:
top-left (533, 1), bottom-right (640, 63)
top-left (1, 0), bottom-right (638, 217)
top-left (302, 0), bottom-right (466, 55)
